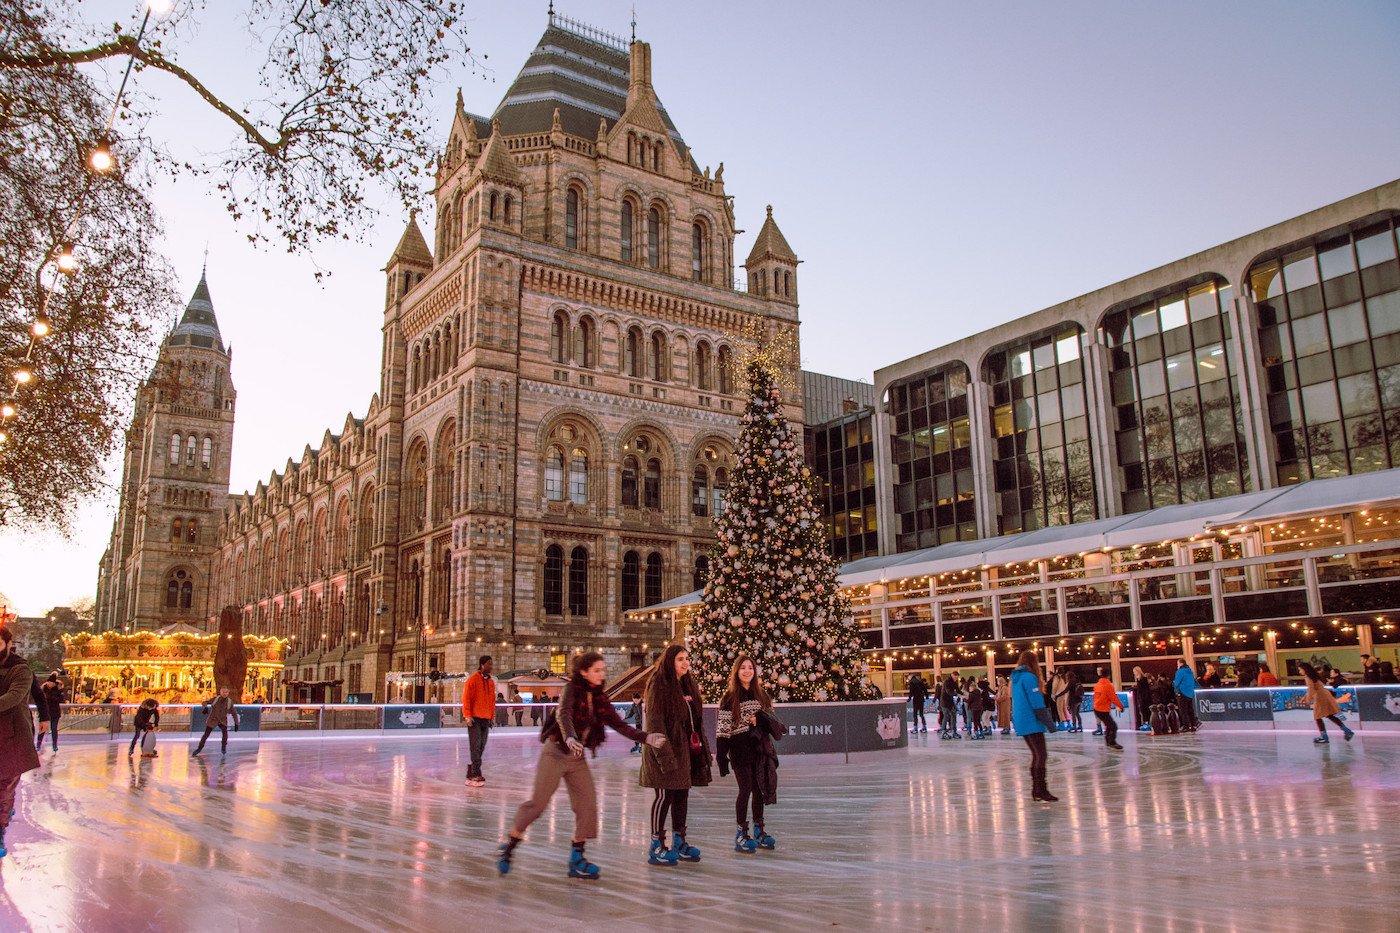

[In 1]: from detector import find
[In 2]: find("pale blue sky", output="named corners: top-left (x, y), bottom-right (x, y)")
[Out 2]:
top-left (2, 0), bottom-right (1398, 615)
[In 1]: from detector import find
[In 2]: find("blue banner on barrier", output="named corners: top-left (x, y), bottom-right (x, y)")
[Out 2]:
top-left (383, 705), bottom-right (441, 729)
top-left (1196, 689), bottom-right (1273, 722)
top-left (189, 705), bottom-right (261, 733)
top-left (1356, 685), bottom-right (1400, 724)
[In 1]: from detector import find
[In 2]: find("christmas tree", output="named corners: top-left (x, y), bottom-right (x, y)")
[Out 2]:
top-left (687, 360), bottom-right (877, 703)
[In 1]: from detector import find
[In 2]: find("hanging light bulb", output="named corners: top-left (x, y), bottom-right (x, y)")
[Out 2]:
top-left (12, 368), bottom-right (32, 385)
top-left (0, 404), bottom-right (13, 419)
top-left (55, 243), bottom-right (78, 273)
top-left (88, 137), bottom-right (114, 172)
top-left (32, 315), bottom-right (49, 337)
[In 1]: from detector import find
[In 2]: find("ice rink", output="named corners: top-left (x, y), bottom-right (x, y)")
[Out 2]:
top-left (2, 728), bottom-right (1397, 932)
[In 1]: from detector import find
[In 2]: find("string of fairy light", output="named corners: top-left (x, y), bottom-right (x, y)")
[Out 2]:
top-left (1, 0), bottom-right (172, 446)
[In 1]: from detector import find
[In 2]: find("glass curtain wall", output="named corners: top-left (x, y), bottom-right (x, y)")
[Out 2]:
top-left (810, 412), bottom-right (878, 561)
top-left (888, 363), bottom-right (975, 552)
top-left (1101, 279), bottom-right (1249, 512)
top-left (984, 327), bottom-right (1096, 534)
top-left (1253, 217), bottom-right (1400, 483)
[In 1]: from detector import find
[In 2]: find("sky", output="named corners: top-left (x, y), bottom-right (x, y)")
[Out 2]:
top-left (2, 0), bottom-right (1398, 615)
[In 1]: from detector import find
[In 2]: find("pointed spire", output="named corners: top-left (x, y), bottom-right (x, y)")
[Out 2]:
top-left (746, 205), bottom-right (799, 266)
top-left (455, 87), bottom-right (464, 112)
top-left (169, 268), bottom-right (226, 353)
top-left (384, 217), bottom-right (433, 269)
top-left (475, 119), bottom-right (523, 185)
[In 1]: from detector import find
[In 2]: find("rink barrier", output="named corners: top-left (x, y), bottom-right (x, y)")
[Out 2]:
top-left (36, 698), bottom-right (912, 755)
top-left (1195, 685), bottom-right (1400, 732)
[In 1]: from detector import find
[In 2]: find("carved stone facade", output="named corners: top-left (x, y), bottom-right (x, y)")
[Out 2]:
top-left (191, 19), bottom-right (804, 700)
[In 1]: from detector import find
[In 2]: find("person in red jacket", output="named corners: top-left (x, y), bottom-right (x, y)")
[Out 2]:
top-left (463, 656), bottom-right (496, 787)
top-left (1092, 667), bottom-right (1125, 751)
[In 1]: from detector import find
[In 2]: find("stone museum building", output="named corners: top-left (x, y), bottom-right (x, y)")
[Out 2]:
top-left (96, 14), bottom-right (806, 701)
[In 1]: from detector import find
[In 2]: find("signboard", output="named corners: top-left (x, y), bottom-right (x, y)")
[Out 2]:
top-left (1355, 686), bottom-right (1400, 725)
top-left (1271, 686), bottom-right (1357, 725)
top-left (1195, 689), bottom-right (1273, 723)
top-left (190, 705), bottom-right (261, 733)
top-left (382, 704), bottom-right (442, 730)
top-left (760, 699), bottom-right (908, 755)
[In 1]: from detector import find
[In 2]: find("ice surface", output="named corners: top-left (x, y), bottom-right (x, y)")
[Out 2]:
top-left (1, 729), bottom-right (1396, 932)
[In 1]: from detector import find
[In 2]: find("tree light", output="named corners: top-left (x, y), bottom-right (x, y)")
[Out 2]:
top-left (55, 243), bottom-right (78, 273)
top-left (12, 368), bottom-right (32, 385)
top-left (89, 139), bottom-right (113, 172)
top-left (32, 317), bottom-right (49, 337)
top-left (0, 404), bottom-right (13, 419)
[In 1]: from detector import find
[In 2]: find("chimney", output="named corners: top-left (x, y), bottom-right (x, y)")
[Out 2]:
top-left (628, 40), bottom-right (652, 93)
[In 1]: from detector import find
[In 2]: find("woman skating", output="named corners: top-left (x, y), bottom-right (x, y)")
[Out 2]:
top-left (716, 655), bottom-right (778, 853)
top-left (1299, 662), bottom-right (1354, 744)
top-left (0, 624), bottom-right (41, 857)
top-left (640, 645), bottom-right (712, 866)
top-left (995, 676), bottom-right (1012, 735)
top-left (497, 652), bottom-right (665, 879)
top-left (1011, 650), bottom-right (1056, 802)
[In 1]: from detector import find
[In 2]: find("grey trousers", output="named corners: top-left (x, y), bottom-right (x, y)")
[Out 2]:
top-left (512, 742), bottom-right (598, 841)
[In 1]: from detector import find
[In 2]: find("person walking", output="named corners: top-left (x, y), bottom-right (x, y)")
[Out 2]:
top-left (497, 652), bottom-right (665, 879)
top-left (1092, 667), bottom-right (1125, 750)
top-left (995, 675), bottom-right (1013, 735)
top-left (192, 686), bottom-right (235, 756)
top-left (0, 624), bottom-right (41, 858)
top-left (463, 655), bottom-right (496, 787)
top-left (907, 673), bottom-right (928, 734)
top-left (36, 673), bottom-right (64, 752)
top-left (716, 655), bottom-right (778, 853)
top-left (130, 699), bottom-right (161, 757)
top-left (1011, 650), bottom-right (1056, 802)
top-left (640, 644), bottom-right (712, 866)
top-left (1300, 662), bottom-right (1354, 744)
top-left (1173, 660), bottom-right (1199, 732)
top-left (627, 692), bottom-right (645, 754)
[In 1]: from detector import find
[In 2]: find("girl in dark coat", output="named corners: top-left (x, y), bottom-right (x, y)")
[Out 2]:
top-left (640, 644), bottom-right (712, 866)
top-left (716, 655), bottom-right (776, 853)
top-left (498, 652), bottom-right (664, 879)
top-left (130, 698), bottom-right (161, 757)
top-left (0, 624), bottom-right (41, 857)
top-left (37, 673), bottom-right (64, 752)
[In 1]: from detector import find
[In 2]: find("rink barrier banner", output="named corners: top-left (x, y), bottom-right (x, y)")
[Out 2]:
top-left (383, 705), bottom-right (442, 729)
top-left (1195, 686), bottom-right (1396, 731)
top-left (746, 698), bottom-right (908, 755)
top-left (189, 705), bottom-right (262, 734)
top-left (1077, 692), bottom-right (1136, 730)
top-left (1196, 689), bottom-right (1273, 723)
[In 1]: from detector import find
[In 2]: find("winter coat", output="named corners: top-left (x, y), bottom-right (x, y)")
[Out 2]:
top-left (640, 679), bottom-right (711, 790)
top-left (202, 694), bottom-right (235, 729)
top-left (907, 676), bottom-right (928, 706)
top-left (1134, 675), bottom-right (1152, 708)
top-left (542, 676), bottom-right (647, 752)
top-left (1151, 678), bottom-right (1175, 706)
top-left (463, 671), bottom-right (496, 721)
top-left (1305, 680), bottom-right (1341, 719)
top-left (134, 705), bottom-right (161, 732)
top-left (1010, 666), bottom-right (1048, 735)
top-left (39, 680), bottom-right (65, 722)
top-left (1092, 678), bottom-right (1124, 713)
top-left (1173, 667), bottom-right (1197, 699)
top-left (995, 681), bottom-right (1012, 723)
top-left (0, 653), bottom-right (41, 781)
top-left (30, 677), bottom-right (46, 724)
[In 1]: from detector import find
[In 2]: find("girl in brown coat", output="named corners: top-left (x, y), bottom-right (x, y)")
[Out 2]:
top-left (995, 676), bottom-right (1013, 735)
top-left (1299, 663), bottom-right (1354, 744)
top-left (640, 645), bottom-right (711, 866)
top-left (0, 624), bottom-right (42, 858)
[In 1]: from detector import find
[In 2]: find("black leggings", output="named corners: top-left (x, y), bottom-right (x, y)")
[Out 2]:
top-left (910, 700), bottom-right (926, 729)
top-left (1317, 715), bottom-right (1347, 734)
top-left (734, 760), bottom-right (765, 826)
top-left (1023, 732), bottom-right (1047, 772)
top-left (651, 788), bottom-right (689, 835)
top-left (1068, 702), bottom-right (1082, 730)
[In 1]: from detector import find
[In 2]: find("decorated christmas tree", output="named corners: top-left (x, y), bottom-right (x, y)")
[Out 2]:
top-left (687, 360), bottom-right (877, 702)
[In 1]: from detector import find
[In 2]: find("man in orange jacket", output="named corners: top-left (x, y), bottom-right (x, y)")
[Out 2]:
top-left (463, 656), bottom-right (496, 787)
top-left (1092, 667), bottom-right (1125, 751)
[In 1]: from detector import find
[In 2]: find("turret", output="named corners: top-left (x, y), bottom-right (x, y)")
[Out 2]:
top-left (744, 205), bottom-right (800, 304)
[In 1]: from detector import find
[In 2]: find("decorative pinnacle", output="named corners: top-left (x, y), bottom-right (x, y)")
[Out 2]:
top-left (632, 6), bottom-right (637, 41)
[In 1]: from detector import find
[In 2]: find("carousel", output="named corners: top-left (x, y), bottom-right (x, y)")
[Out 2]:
top-left (62, 623), bottom-right (287, 703)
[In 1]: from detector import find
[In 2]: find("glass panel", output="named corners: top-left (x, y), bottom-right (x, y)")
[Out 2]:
top-left (1032, 342), bottom-right (1057, 371)
top-left (1317, 241), bottom-right (1356, 280)
top-left (1194, 344), bottom-right (1227, 382)
top-left (1158, 297), bottom-right (1188, 333)
top-left (1131, 306), bottom-right (1159, 339)
top-left (1327, 302), bottom-right (1368, 347)
top-left (1250, 262), bottom-right (1282, 302)
top-left (1009, 349), bottom-right (1032, 379)
top-left (1367, 291), bottom-right (1400, 337)
top-left (1301, 382), bottom-right (1341, 425)
top-left (1166, 352), bottom-right (1196, 392)
top-left (1356, 227), bottom-right (1397, 268)
top-left (1290, 313), bottom-right (1330, 357)
top-left (1187, 282), bottom-right (1219, 321)
top-left (1338, 373), bottom-right (1378, 419)
top-left (1282, 249), bottom-right (1319, 291)
top-left (1056, 332), bottom-right (1080, 362)
top-left (1137, 362), bottom-right (1165, 399)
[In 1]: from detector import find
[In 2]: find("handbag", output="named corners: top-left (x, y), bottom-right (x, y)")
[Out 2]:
top-left (688, 701), bottom-right (703, 753)
top-left (1033, 706), bottom-right (1057, 732)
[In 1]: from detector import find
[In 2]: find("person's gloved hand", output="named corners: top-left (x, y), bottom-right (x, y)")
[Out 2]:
top-left (645, 733), bottom-right (666, 748)
top-left (567, 737), bottom-right (586, 758)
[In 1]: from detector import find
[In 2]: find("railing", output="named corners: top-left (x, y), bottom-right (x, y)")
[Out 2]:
top-left (865, 538), bottom-right (1400, 649)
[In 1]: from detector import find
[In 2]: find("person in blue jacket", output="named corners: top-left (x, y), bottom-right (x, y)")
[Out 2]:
top-left (1011, 650), bottom-right (1056, 802)
top-left (1173, 660), bottom-right (1199, 732)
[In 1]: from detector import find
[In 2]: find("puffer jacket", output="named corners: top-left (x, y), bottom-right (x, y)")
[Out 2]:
top-left (1010, 666), bottom-right (1048, 735)
top-left (1, 653), bottom-right (41, 780)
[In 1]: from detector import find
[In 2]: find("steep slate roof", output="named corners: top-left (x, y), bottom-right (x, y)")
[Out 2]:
top-left (745, 206), bottom-right (799, 265)
top-left (475, 120), bottom-right (524, 185)
top-left (492, 23), bottom-right (690, 156)
top-left (167, 271), bottom-right (226, 353)
top-left (385, 218), bottom-right (434, 268)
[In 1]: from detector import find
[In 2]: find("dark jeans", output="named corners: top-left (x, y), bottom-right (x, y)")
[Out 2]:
top-left (1176, 693), bottom-right (1198, 730)
top-left (194, 724), bottom-right (227, 753)
top-left (650, 787), bottom-right (689, 835)
top-left (1023, 731), bottom-right (1047, 771)
top-left (129, 728), bottom-right (146, 754)
top-left (467, 718), bottom-right (491, 777)
top-left (910, 700), bottom-right (926, 730)
top-left (38, 720), bottom-right (57, 751)
top-left (1094, 710), bottom-right (1118, 745)
top-left (733, 759), bottom-right (765, 827)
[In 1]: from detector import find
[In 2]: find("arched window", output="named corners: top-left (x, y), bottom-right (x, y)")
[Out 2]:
top-left (180, 579), bottom-right (193, 609)
top-left (621, 201), bottom-right (634, 262)
top-left (169, 433), bottom-right (181, 464)
top-left (647, 207), bottom-right (661, 269)
top-left (718, 346), bottom-right (733, 394)
top-left (784, 271), bottom-right (791, 296)
top-left (695, 341), bottom-right (711, 390)
top-left (692, 223), bottom-right (705, 282)
top-left (171, 518), bottom-right (183, 542)
top-left (550, 311), bottom-right (568, 363)
top-left (569, 448), bottom-right (588, 504)
top-left (543, 545), bottom-right (564, 615)
top-left (166, 578), bottom-right (179, 608)
top-left (575, 317), bottom-right (595, 369)
top-left (411, 345), bottom-right (422, 394)
top-left (565, 187), bottom-right (580, 249)
top-left (644, 458), bottom-right (661, 510)
top-left (645, 552), bottom-right (663, 606)
top-left (568, 546), bottom-right (588, 615)
top-left (504, 195), bottom-right (513, 225)
top-left (774, 269), bottom-right (781, 294)
top-left (545, 447), bottom-right (565, 501)
top-left (712, 467), bottom-right (729, 516)
top-left (201, 437), bottom-right (212, 469)
top-left (626, 327), bottom-right (643, 377)
top-left (621, 550), bottom-right (641, 611)
top-left (621, 456), bottom-right (639, 509)
top-left (691, 466), bottom-right (708, 517)
top-left (187, 518), bottom-right (198, 543)
top-left (650, 331), bottom-right (666, 381)
top-left (489, 191), bottom-right (498, 222)
top-left (694, 555), bottom-right (711, 591)
top-left (185, 435), bottom-right (196, 465)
